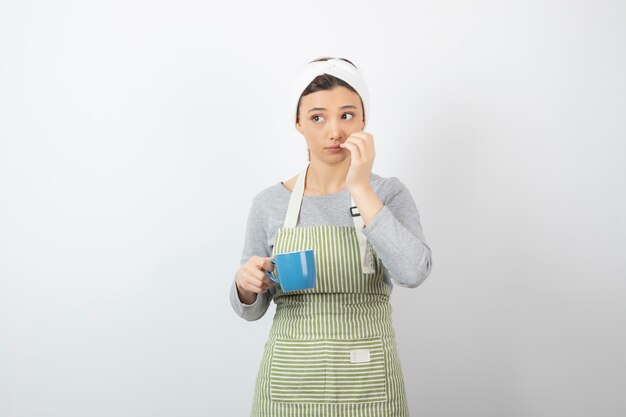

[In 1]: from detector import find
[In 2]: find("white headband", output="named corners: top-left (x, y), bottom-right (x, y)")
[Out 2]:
top-left (291, 58), bottom-right (369, 128)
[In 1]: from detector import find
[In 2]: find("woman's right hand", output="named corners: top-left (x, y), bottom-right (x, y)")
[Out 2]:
top-left (235, 256), bottom-right (276, 304)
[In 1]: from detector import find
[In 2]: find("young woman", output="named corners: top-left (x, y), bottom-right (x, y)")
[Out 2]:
top-left (230, 57), bottom-right (433, 417)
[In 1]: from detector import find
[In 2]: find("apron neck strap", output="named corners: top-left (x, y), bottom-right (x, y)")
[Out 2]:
top-left (283, 165), bottom-right (309, 228)
top-left (350, 196), bottom-right (375, 273)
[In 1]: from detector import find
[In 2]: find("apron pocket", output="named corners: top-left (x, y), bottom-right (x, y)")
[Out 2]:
top-left (270, 337), bottom-right (387, 404)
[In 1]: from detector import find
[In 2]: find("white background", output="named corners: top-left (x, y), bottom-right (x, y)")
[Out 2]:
top-left (1, 1), bottom-right (625, 416)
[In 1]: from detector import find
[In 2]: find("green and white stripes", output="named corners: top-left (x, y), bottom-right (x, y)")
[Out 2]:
top-left (270, 337), bottom-right (387, 403)
top-left (251, 225), bottom-right (409, 417)
top-left (272, 226), bottom-right (384, 296)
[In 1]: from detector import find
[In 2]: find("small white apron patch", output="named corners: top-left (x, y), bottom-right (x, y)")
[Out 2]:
top-left (350, 349), bottom-right (371, 363)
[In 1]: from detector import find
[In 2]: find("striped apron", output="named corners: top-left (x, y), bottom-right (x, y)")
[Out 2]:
top-left (251, 165), bottom-right (409, 417)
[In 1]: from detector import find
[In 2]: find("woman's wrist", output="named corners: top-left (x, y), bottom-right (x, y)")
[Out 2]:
top-left (349, 185), bottom-right (383, 226)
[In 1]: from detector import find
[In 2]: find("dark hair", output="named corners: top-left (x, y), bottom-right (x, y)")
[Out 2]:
top-left (296, 57), bottom-right (363, 122)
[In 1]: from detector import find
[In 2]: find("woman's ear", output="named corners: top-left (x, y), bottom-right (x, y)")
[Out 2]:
top-left (296, 118), bottom-right (303, 134)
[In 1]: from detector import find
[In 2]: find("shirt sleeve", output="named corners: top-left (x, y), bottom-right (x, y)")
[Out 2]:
top-left (229, 194), bottom-right (273, 321)
top-left (363, 178), bottom-right (433, 288)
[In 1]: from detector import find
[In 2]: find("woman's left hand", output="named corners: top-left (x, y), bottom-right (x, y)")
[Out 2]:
top-left (340, 131), bottom-right (375, 192)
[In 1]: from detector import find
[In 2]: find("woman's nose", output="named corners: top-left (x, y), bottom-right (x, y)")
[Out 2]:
top-left (328, 118), bottom-right (343, 141)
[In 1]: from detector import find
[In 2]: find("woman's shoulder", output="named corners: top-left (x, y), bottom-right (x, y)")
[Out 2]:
top-left (370, 172), bottom-right (408, 196)
top-left (250, 181), bottom-right (290, 209)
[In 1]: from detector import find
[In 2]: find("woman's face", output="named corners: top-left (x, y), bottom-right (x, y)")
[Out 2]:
top-left (296, 86), bottom-right (365, 164)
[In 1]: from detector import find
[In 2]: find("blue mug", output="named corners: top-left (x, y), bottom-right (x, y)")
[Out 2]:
top-left (265, 249), bottom-right (316, 292)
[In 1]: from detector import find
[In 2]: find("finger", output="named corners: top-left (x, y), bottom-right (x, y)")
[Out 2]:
top-left (259, 281), bottom-right (275, 293)
top-left (351, 137), bottom-right (369, 159)
top-left (251, 267), bottom-right (270, 282)
top-left (347, 131), bottom-right (373, 143)
top-left (241, 280), bottom-right (263, 294)
top-left (260, 273), bottom-right (273, 286)
top-left (344, 134), bottom-right (370, 148)
top-left (254, 262), bottom-right (275, 284)
top-left (260, 258), bottom-right (275, 272)
top-left (339, 140), bottom-right (363, 164)
top-left (347, 133), bottom-right (374, 154)
top-left (243, 263), bottom-right (268, 281)
top-left (248, 258), bottom-right (271, 276)
top-left (339, 141), bottom-right (362, 161)
top-left (247, 276), bottom-right (267, 291)
top-left (348, 131), bottom-right (369, 141)
top-left (347, 135), bottom-right (375, 161)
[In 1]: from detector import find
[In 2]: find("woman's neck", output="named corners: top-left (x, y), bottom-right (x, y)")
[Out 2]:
top-left (305, 159), bottom-right (350, 195)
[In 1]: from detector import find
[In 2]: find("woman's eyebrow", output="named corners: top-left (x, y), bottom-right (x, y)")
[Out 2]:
top-left (307, 105), bottom-right (358, 113)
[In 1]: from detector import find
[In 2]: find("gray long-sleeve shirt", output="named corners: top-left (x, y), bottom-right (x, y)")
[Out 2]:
top-left (230, 173), bottom-right (433, 321)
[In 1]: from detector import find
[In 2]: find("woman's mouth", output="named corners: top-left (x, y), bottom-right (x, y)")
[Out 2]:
top-left (325, 145), bottom-right (344, 153)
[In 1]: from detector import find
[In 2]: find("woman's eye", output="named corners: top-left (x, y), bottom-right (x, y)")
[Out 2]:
top-left (342, 113), bottom-right (354, 120)
top-left (311, 115), bottom-right (324, 122)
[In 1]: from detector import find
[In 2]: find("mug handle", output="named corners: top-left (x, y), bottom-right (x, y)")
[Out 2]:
top-left (264, 259), bottom-right (279, 283)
